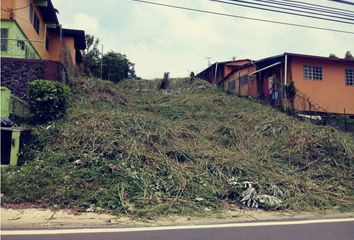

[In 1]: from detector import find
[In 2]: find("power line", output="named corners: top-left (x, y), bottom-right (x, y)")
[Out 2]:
top-left (277, 0), bottom-right (354, 14)
top-left (130, 0), bottom-right (354, 35)
top-left (1, 8), bottom-right (35, 27)
top-left (12, 4), bottom-right (31, 11)
top-left (210, 0), bottom-right (354, 24)
top-left (237, 0), bottom-right (354, 18)
top-left (329, 0), bottom-right (354, 6)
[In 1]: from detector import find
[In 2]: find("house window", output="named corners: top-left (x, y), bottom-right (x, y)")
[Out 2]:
top-left (45, 35), bottom-right (49, 51)
top-left (228, 80), bottom-right (236, 91)
top-left (346, 69), bottom-right (354, 86)
top-left (29, 5), bottom-right (40, 34)
top-left (304, 65), bottom-right (323, 80)
top-left (1, 28), bottom-right (8, 51)
top-left (239, 75), bottom-right (248, 85)
top-left (17, 40), bottom-right (25, 50)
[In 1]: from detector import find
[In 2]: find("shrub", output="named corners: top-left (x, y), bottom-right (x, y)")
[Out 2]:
top-left (159, 72), bottom-right (170, 90)
top-left (28, 80), bottom-right (70, 124)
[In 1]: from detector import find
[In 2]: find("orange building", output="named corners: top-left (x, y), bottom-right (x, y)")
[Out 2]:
top-left (1, 0), bottom-right (85, 67)
top-left (289, 53), bottom-right (354, 115)
top-left (216, 53), bottom-right (354, 115)
top-left (222, 63), bottom-right (257, 97)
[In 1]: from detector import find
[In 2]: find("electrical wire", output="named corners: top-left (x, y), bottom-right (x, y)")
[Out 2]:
top-left (130, 0), bottom-right (354, 35)
top-left (234, 0), bottom-right (354, 18)
top-left (1, 8), bottom-right (39, 29)
top-left (11, 4), bottom-right (31, 11)
top-left (329, 0), bottom-right (354, 6)
top-left (210, 0), bottom-right (354, 24)
top-left (275, 0), bottom-right (354, 14)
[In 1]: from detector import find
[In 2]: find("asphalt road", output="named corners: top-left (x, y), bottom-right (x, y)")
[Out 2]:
top-left (2, 218), bottom-right (354, 240)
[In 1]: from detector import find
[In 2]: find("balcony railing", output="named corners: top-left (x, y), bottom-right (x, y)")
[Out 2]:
top-left (0, 39), bottom-right (40, 60)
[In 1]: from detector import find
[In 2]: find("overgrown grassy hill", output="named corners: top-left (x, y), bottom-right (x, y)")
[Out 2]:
top-left (1, 78), bottom-right (353, 217)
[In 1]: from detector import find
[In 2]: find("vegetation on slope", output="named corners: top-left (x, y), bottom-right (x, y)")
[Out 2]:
top-left (1, 78), bottom-right (353, 217)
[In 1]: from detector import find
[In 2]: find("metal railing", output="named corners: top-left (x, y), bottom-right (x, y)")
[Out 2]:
top-left (0, 39), bottom-right (40, 60)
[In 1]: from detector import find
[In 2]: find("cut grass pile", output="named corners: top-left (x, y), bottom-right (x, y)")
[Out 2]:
top-left (1, 77), bottom-right (353, 217)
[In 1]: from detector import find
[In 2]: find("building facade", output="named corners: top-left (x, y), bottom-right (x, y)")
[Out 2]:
top-left (196, 59), bottom-right (252, 86)
top-left (1, 0), bottom-right (86, 100)
top-left (214, 53), bottom-right (354, 115)
top-left (1, 0), bottom-right (85, 66)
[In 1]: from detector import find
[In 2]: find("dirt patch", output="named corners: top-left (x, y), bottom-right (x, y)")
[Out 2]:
top-left (2, 207), bottom-right (353, 230)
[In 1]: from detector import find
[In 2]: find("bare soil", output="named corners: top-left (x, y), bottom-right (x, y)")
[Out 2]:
top-left (2, 206), bottom-right (353, 230)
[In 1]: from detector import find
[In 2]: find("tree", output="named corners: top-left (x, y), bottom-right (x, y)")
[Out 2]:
top-left (329, 53), bottom-right (338, 58)
top-left (345, 51), bottom-right (354, 60)
top-left (81, 34), bottom-right (101, 77)
top-left (102, 51), bottom-right (136, 82)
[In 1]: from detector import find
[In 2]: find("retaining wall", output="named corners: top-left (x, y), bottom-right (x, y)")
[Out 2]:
top-left (0, 57), bottom-right (68, 100)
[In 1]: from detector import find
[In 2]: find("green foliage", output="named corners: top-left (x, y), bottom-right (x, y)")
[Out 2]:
top-left (329, 53), bottom-right (338, 58)
top-left (284, 81), bottom-right (296, 101)
top-left (81, 34), bottom-right (136, 81)
top-left (102, 51), bottom-right (136, 82)
top-left (28, 80), bottom-right (70, 124)
top-left (159, 72), bottom-right (170, 90)
top-left (190, 71), bottom-right (195, 83)
top-left (345, 50), bottom-right (354, 60)
top-left (82, 34), bottom-right (101, 77)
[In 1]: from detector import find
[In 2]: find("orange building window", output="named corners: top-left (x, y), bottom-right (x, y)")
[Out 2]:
top-left (45, 35), bottom-right (49, 51)
top-left (346, 69), bottom-right (354, 86)
top-left (29, 5), bottom-right (40, 34)
top-left (239, 75), bottom-right (248, 85)
top-left (304, 65), bottom-right (323, 80)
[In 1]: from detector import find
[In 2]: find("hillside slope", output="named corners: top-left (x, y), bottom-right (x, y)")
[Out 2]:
top-left (1, 78), bottom-right (353, 217)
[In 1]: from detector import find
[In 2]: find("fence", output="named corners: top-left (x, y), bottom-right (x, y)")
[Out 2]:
top-left (254, 87), bottom-right (354, 132)
top-left (286, 90), bottom-right (354, 132)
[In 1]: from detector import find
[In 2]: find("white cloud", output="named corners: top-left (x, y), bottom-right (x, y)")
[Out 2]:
top-left (51, 0), bottom-right (354, 79)
top-left (70, 13), bottom-right (99, 35)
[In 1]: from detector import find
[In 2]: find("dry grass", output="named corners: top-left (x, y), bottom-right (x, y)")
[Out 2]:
top-left (1, 77), bottom-right (353, 218)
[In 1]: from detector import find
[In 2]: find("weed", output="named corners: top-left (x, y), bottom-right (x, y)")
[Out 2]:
top-left (1, 77), bottom-right (353, 218)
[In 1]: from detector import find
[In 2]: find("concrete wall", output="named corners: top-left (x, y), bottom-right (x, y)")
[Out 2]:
top-left (0, 57), bottom-right (67, 100)
top-left (45, 33), bottom-right (75, 65)
top-left (291, 57), bottom-right (354, 114)
top-left (1, 87), bottom-right (11, 118)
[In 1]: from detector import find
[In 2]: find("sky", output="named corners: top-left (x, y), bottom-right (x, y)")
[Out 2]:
top-left (51, 0), bottom-right (354, 79)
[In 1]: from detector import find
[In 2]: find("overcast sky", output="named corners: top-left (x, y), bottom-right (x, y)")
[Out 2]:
top-left (52, 0), bottom-right (354, 79)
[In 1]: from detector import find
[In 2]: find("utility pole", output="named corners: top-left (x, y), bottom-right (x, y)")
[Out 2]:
top-left (100, 44), bottom-right (104, 80)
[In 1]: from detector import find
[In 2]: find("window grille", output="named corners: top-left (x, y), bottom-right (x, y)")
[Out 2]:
top-left (304, 65), bottom-right (323, 80)
top-left (346, 69), bottom-right (354, 86)
top-left (1, 28), bottom-right (8, 51)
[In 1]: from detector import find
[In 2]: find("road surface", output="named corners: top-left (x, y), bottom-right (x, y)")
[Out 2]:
top-left (2, 218), bottom-right (354, 240)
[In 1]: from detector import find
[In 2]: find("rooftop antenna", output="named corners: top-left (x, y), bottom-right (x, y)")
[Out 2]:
top-left (205, 57), bottom-right (212, 66)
